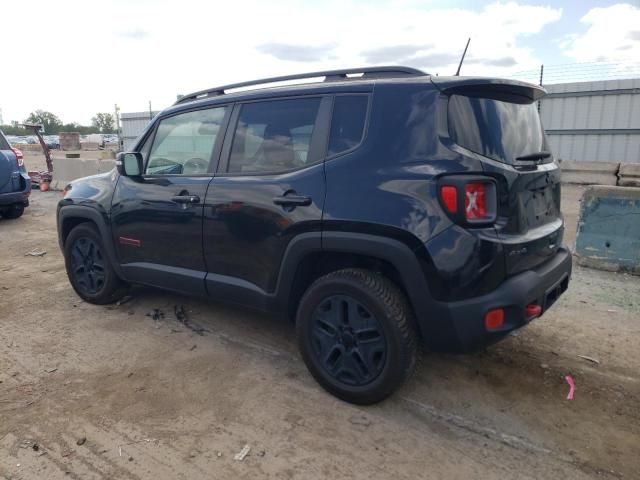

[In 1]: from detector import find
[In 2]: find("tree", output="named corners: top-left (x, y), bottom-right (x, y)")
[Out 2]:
top-left (91, 113), bottom-right (116, 133)
top-left (25, 110), bottom-right (63, 134)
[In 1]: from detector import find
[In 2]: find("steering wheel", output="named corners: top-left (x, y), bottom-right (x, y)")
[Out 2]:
top-left (183, 157), bottom-right (208, 175)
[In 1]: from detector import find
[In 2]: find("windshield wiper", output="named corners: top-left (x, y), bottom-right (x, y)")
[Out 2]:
top-left (516, 151), bottom-right (551, 162)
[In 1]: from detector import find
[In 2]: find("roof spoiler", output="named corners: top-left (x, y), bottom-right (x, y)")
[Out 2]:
top-left (430, 76), bottom-right (546, 102)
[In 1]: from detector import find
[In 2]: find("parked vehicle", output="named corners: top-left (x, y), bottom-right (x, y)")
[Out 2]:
top-left (44, 135), bottom-right (60, 149)
top-left (9, 136), bottom-right (29, 146)
top-left (0, 130), bottom-right (31, 219)
top-left (57, 67), bottom-right (571, 404)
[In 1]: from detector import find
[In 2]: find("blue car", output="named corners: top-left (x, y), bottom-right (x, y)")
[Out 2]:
top-left (0, 130), bottom-right (31, 219)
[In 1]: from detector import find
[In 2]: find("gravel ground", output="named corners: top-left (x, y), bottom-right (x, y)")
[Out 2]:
top-left (0, 188), bottom-right (638, 480)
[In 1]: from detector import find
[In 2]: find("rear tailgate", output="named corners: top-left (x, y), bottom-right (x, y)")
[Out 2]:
top-left (433, 76), bottom-right (563, 275)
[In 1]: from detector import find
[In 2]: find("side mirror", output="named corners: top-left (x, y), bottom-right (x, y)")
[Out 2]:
top-left (116, 152), bottom-right (144, 177)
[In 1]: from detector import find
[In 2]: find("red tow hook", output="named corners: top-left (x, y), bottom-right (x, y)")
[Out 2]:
top-left (526, 304), bottom-right (542, 318)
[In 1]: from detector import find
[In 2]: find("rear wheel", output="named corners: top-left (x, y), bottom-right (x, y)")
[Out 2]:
top-left (2, 204), bottom-right (24, 219)
top-left (296, 268), bottom-right (418, 404)
top-left (64, 223), bottom-right (127, 304)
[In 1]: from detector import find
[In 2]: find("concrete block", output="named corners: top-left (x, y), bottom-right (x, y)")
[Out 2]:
top-left (575, 186), bottom-right (640, 275)
top-left (560, 160), bottom-right (619, 185)
top-left (618, 164), bottom-right (640, 187)
top-left (50, 157), bottom-right (116, 190)
top-left (13, 144), bottom-right (42, 152)
top-left (60, 132), bottom-right (81, 151)
top-left (81, 142), bottom-right (100, 151)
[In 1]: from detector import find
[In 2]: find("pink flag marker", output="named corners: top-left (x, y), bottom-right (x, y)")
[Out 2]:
top-left (565, 375), bottom-right (575, 400)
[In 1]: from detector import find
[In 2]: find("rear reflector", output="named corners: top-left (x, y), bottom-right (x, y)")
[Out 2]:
top-left (465, 182), bottom-right (487, 220)
top-left (440, 186), bottom-right (457, 213)
top-left (484, 308), bottom-right (505, 330)
top-left (526, 304), bottom-right (542, 318)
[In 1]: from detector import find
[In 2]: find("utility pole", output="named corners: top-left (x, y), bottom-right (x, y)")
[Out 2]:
top-left (149, 101), bottom-right (153, 120)
top-left (114, 103), bottom-right (121, 151)
top-left (114, 104), bottom-right (120, 134)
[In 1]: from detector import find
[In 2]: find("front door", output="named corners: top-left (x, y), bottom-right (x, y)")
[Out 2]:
top-left (203, 97), bottom-right (330, 305)
top-left (111, 106), bottom-right (229, 295)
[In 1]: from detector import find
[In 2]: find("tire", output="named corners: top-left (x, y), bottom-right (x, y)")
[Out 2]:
top-left (3, 204), bottom-right (25, 219)
top-left (64, 223), bottom-right (127, 304)
top-left (296, 268), bottom-right (418, 404)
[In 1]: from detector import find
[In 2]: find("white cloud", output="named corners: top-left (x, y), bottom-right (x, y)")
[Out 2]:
top-left (561, 3), bottom-right (640, 63)
top-left (0, 1), bottom-right (561, 124)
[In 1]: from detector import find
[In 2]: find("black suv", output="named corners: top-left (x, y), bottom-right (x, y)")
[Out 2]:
top-left (58, 67), bottom-right (571, 404)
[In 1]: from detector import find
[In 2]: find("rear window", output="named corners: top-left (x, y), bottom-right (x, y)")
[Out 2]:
top-left (448, 94), bottom-right (546, 164)
top-left (0, 132), bottom-right (10, 150)
top-left (328, 95), bottom-right (368, 156)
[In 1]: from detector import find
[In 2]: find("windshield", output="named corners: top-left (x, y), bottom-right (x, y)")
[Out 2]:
top-left (448, 94), bottom-right (546, 164)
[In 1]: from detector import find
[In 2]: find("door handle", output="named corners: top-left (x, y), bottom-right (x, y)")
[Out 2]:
top-left (273, 194), bottom-right (312, 207)
top-left (171, 194), bottom-right (200, 204)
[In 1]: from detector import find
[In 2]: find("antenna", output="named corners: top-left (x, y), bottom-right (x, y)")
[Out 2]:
top-left (455, 38), bottom-right (471, 76)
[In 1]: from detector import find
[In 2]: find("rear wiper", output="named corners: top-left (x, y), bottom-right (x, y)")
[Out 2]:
top-left (515, 151), bottom-right (551, 162)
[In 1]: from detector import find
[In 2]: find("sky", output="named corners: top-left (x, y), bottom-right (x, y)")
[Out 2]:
top-left (1, 0), bottom-right (639, 125)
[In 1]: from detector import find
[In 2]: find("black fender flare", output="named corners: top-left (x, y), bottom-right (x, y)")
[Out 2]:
top-left (273, 231), bottom-right (441, 341)
top-left (57, 205), bottom-right (123, 278)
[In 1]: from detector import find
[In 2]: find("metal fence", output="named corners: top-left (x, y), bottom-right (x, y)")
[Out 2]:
top-left (540, 78), bottom-right (640, 163)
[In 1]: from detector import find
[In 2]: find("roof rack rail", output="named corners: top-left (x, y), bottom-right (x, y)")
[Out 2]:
top-left (174, 66), bottom-right (427, 105)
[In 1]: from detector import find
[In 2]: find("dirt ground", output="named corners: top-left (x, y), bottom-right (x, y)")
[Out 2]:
top-left (1, 186), bottom-right (639, 480)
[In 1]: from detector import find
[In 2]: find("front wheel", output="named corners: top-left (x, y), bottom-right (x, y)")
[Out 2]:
top-left (296, 268), bottom-right (418, 404)
top-left (64, 223), bottom-right (127, 304)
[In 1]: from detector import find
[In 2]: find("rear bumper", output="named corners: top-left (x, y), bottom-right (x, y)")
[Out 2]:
top-left (0, 173), bottom-right (31, 207)
top-left (420, 246), bottom-right (572, 352)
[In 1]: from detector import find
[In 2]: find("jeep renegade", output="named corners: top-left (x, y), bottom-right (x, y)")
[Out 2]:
top-left (58, 67), bottom-right (571, 404)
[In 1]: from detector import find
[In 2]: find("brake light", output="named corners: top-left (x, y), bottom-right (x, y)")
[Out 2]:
top-left (440, 186), bottom-right (457, 213)
top-left (11, 148), bottom-right (24, 168)
top-left (465, 183), bottom-right (487, 220)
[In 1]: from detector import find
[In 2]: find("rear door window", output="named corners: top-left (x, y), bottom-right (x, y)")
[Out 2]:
top-left (328, 95), bottom-right (368, 156)
top-left (228, 97), bottom-right (322, 174)
top-left (448, 94), bottom-right (546, 164)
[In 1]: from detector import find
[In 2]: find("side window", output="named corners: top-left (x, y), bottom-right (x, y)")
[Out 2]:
top-left (146, 107), bottom-right (226, 175)
top-left (228, 98), bottom-right (321, 174)
top-left (328, 95), bottom-right (368, 156)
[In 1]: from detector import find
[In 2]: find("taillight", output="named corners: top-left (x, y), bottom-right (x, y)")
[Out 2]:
top-left (438, 176), bottom-right (497, 225)
top-left (440, 186), bottom-right (457, 213)
top-left (11, 148), bottom-right (24, 168)
top-left (464, 182), bottom-right (487, 220)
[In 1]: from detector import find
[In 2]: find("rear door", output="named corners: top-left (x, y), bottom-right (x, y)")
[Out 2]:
top-left (111, 106), bottom-right (230, 295)
top-left (445, 87), bottom-right (563, 275)
top-left (203, 96), bottom-right (330, 303)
